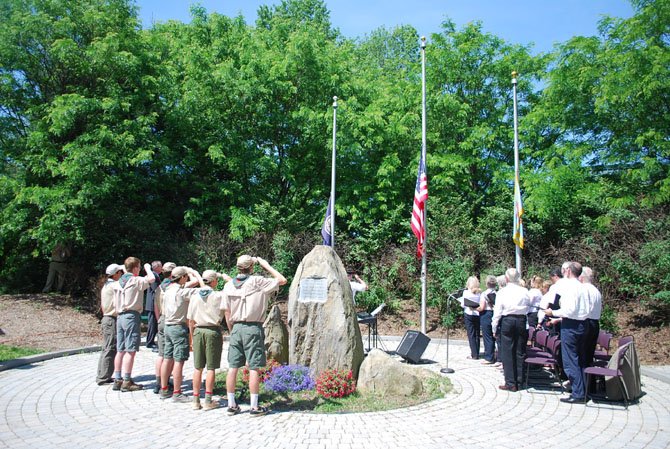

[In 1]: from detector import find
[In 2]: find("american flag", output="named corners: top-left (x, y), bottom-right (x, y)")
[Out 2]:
top-left (411, 155), bottom-right (428, 258)
top-left (513, 174), bottom-right (524, 249)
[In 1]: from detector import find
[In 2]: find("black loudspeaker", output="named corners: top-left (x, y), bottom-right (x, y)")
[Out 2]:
top-left (396, 330), bottom-right (430, 364)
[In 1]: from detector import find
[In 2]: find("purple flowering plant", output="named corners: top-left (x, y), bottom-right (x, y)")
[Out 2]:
top-left (264, 364), bottom-right (315, 395)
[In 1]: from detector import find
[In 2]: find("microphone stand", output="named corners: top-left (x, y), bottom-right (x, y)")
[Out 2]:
top-left (440, 290), bottom-right (461, 374)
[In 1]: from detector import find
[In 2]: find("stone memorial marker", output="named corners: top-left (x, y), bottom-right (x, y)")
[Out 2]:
top-left (288, 245), bottom-right (364, 378)
top-left (263, 304), bottom-right (289, 364)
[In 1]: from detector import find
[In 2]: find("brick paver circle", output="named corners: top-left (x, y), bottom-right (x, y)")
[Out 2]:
top-left (1, 339), bottom-right (668, 449)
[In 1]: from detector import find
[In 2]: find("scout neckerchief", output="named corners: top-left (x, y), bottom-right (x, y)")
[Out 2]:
top-left (232, 274), bottom-right (249, 289)
top-left (119, 272), bottom-right (133, 288)
top-left (160, 278), bottom-right (172, 292)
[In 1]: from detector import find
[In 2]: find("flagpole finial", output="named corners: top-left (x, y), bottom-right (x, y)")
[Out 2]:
top-left (512, 71), bottom-right (518, 84)
top-left (420, 36), bottom-right (426, 48)
top-left (333, 96), bottom-right (338, 108)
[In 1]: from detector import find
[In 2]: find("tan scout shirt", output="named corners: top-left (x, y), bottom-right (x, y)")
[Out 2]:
top-left (220, 276), bottom-right (279, 324)
top-left (163, 283), bottom-right (198, 325)
top-left (187, 288), bottom-right (224, 327)
top-left (101, 280), bottom-right (117, 317)
top-left (114, 274), bottom-right (150, 314)
top-left (156, 280), bottom-right (172, 316)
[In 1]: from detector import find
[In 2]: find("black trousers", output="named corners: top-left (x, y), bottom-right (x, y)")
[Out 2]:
top-left (146, 310), bottom-right (158, 346)
top-left (582, 318), bottom-right (600, 368)
top-left (464, 313), bottom-right (481, 359)
top-left (500, 315), bottom-right (528, 388)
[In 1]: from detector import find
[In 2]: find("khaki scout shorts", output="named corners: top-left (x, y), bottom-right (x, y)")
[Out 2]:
top-left (228, 323), bottom-right (265, 370)
top-left (192, 326), bottom-right (223, 370)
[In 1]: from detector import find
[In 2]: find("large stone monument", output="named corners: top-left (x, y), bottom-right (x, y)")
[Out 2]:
top-left (288, 245), bottom-right (365, 378)
top-left (263, 304), bottom-right (289, 364)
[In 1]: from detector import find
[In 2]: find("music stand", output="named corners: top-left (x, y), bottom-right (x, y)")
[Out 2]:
top-left (357, 303), bottom-right (385, 352)
top-left (440, 289), bottom-right (463, 374)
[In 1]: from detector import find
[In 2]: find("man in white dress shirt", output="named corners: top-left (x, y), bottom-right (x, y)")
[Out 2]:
top-left (545, 261), bottom-right (589, 403)
top-left (580, 267), bottom-right (602, 369)
top-left (492, 268), bottom-right (530, 392)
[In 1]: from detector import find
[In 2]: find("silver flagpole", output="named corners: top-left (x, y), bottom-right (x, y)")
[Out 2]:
top-left (420, 37), bottom-right (427, 335)
top-left (331, 96), bottom-right (337, 250)
top-left (512, 72), bottom-right (522, 274)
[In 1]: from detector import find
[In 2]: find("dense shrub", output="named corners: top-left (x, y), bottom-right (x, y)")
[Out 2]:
top-left (315, 369), bottom-right (356, 399)
top-left (264, 365), bottom-right (315, 395)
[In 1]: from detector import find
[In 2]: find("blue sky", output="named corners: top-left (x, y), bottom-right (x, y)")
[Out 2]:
top-left (135, 0), bottom-right (634, 53)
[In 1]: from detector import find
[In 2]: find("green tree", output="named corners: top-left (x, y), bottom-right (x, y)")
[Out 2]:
top-left (0, 0), bottom-right (166, 289)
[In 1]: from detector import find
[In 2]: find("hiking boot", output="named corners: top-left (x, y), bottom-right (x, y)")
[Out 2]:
top-left (159, 389), bottom-right (173, 400)
top-left (152, 383), bottom-right (161, 394)
top-left (192, 398), bottom-right (202, 410)
top-left (226, 404), bottom-right (241, 416)
top-left (172, 392), bottom-right (190, 403)
top-left (249, 406), bottom-right (269, 417)
top-left (121, 379), bottom-right (143, 392)
top-left (112, 379), bottom-right (123, 391)
top-left (203, 400), bottom-right (219, 411)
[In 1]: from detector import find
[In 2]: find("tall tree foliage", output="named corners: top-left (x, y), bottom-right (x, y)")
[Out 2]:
top-left (0, 0), bottom-right (666, 310)
top-left (528, 0), bottom-right (670, 211)
top-left (0, 0), bottom-right (168, 285)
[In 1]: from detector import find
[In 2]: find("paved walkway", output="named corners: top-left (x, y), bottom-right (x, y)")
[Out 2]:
top-left (0, 338), bottom-right (668, 449)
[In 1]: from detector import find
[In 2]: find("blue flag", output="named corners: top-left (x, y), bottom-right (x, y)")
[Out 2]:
top-left (321, 198), bottom-right (332, 246)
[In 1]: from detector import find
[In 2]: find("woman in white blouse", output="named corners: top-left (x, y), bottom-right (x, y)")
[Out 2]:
top-left (459, 276), bottom-right (481, 359)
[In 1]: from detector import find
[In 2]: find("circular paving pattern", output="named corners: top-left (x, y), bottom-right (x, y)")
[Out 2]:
top-left (0, 340), bottom-right (668, 449)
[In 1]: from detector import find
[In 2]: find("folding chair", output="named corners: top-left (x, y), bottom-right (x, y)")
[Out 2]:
top-left (593, 331), bottom-right (613, 363)
top-left (524, 337), bottom-right (563, 393)
top-left (584, 342), bottom-right (632, 409)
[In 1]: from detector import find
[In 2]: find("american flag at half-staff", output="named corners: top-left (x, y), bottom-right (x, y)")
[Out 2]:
top-left (411, 155), bottom-right (428, 258)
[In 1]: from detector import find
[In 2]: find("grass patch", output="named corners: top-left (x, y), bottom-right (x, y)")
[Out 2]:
top-left (213, 370), bottom-right (452, 414)
top-left (0, 344), bottom-right (43, 362)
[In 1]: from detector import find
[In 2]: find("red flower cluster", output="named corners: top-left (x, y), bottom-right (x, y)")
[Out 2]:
top-left (315, 369), bottom-right (356, 399)
top-left (242, 359), bottom-right (281, 383)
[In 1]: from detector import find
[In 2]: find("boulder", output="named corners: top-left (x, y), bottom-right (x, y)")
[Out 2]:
top-left (263, 304), bottom-right (289, 364)
top-left (288, 245), bottom-right (364, 378)
top-left (358, 349), bottom-right (437, 397)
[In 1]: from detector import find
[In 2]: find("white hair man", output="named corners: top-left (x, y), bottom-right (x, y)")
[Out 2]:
top-left (491, 268), bottom-right (530, 392)
top-left (580, 266), bottom-right (602, 369)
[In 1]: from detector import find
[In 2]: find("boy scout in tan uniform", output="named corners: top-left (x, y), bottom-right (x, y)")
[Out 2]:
top-left (152, 262), bottom-right (176, 395)
top-left (113, 257), bottom-right (155, 392)
top-left (187, 269), bottom-right (231, 410)
top-left (160, 266), bottom-right (204, 403)
top-left (221, 255), bottom-right (286, 417)
top-left (96, 263), bottom-right (123, 385)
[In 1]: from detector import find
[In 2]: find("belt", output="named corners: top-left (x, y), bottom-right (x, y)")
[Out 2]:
top-left (234, 321), bottom-right (263, 325)
top-left (504, 314), bottom-right (526, 318)
top-left (119, 310), bottom-right (140, 315)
